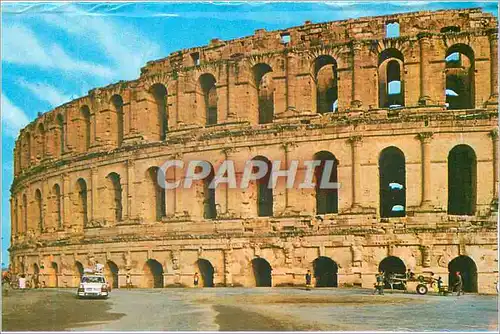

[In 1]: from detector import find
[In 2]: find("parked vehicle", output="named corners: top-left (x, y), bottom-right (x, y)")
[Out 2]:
top-left (77, 273), bottom-right (109, 299)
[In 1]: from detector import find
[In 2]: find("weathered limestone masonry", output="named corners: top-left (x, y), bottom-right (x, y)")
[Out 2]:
top-left (9, 8), bottom-right (499, 292)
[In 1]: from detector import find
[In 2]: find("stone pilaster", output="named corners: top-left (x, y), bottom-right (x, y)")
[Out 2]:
top-left (487, 29), bottom-right (498, 105)
top-left (62, 173), bottom-right (70, 229)
top-left (418, 132), bottom-right (434, 208)
top-left (348, 136), bottom-right (363, 210)
top-left (489, 129), bottom-right (498, 201)
top-left (90, 167), bottom-right (98, 222)
top-left (418, 33), bottom-right (432, 105)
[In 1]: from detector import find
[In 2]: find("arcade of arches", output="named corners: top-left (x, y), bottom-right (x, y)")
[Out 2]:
top-left (9, 8), bottom-right (498, 294)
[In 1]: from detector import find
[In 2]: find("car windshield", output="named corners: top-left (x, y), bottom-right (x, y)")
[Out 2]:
top-left (81, 276), bottom-right (105, 284)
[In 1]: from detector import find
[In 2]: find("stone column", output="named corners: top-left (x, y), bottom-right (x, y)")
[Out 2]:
top-left (489, 129), bottom-right (498, 200)
top-left (42, 179), bottom-right (49, 232)
top-left (418, 132), bottom-right (433, 208)
top-left (90, 168), bottom-right (98, 222)
top-left (126, 159), bottom-right (135, 221)
top-left (418, 33), bottom-right (432, 105)
top-left (350, 42), bottom-right (363, 109)
top-left (488, 29), bottom-right (498, 104)
top-left (285, 52), bottom-right (296, 111)
top-left (348, 136), bottom-right (363, 209)
top-left (62, 173), bottom-right (70, 229)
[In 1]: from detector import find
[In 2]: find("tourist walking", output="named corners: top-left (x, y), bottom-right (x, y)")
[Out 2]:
top-left (454, 271), bottom-right (463, 296)
top-left (305, 270), bottom-right (312, 290)
top-left (193, 272), bottom-right (199, 287)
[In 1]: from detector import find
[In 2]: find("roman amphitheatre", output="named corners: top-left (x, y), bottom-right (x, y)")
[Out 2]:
top-left (9, 8), bottom-right (498, 293)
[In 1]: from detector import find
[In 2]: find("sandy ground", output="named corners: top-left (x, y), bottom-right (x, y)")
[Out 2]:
top-left (2, 287), bottom-right (498, 331)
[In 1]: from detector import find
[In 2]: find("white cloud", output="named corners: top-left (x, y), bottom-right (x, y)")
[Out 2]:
top-left (17, 79), bottom-right (71, 108)
top-left (2, 23), bottom-right (114, 78)
top-left (1, 94), bottom-right (30, 139)
top-left (40, 5), bottom-right (162, 80)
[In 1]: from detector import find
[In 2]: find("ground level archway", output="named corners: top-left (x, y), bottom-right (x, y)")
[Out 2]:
top-left (448, 255), bottom-right (478, 292)
top-left (313, 256), bottom-right (338, 287)
top-left (144, 259), bottom-right (164, 288)
top-left (106, 261), bottom-right (119, 289)
top-left (47, 262), bottom-right (58, 287)
top-left (74, 261), bottom-right (84, 287)
top-left (379, 256), bottom-right (406, 289)
top-left (196, 259), bottom-right (215, 287)
top-left (252, 258), bottom-right (272, 287)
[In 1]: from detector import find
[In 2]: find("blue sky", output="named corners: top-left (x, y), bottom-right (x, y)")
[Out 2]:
top-left (1, 1), bottom-right (497, 266)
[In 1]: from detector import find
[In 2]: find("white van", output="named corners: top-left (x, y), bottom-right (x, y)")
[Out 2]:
top-left (77, 274), bottom-right (109, 299)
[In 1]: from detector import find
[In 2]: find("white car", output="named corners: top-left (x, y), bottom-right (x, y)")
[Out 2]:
top-left (77, 274), bottom-right (109, 299)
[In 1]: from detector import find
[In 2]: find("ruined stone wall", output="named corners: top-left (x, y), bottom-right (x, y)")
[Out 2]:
top-left (9, 8), bottom-right (499, 293)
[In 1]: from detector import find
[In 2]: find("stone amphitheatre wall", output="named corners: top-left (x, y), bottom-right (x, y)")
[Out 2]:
top-left (10, 8), bottom-right (498, 292)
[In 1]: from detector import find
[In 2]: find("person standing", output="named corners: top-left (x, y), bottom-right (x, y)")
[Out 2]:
top-left (454, 271), bottom-right (463, 296)
top-left (373, 271), bottom-right (384, 295)
top-left (18, 274), bottom-right (26, 290)
top-left (305, 270), bottom-right (312, 290)
top-left (126, 273), bottom-right (132, 289)
top-left (193, 272), bottom-right (200, 287)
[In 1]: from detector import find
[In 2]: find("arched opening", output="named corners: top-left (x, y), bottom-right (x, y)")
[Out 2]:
top-left (33, 263), bottom-right (40, 276)
top-left (196, 259), bottom-right (215, 287)
top-left (203, 163), bottom-right (216, 219)
top-left (379, 147), bottom-right (406, 218)
top-left (76, 179), bottom-right (89, 227)
top-left (252, 258), bottom-right (272, 287)
top-left (448, 145), bottom-right (476, 215)
top-left (379, 256), bottom-right (406, 289)
top-left (74, 261), bottom-right (84, 286)
top-left (441, 26), bottom-right (460, 33)
top-left (56, 114), bottom-right (65, 156)
top-left (35, 189), bottom-right (43, 232)
top-left (110, 95), bottom-right (124, 147)
top-left (148, 167), bottom-right (166, 221)
top-left (22, 194), bottom-right (28, 233)
top-left (22, 132), bottom-right (31, 168)
top-left (105, 261), bottom-right (119, 289)
top-left (386, 22), bottom-right (400, 38)
top-left (80, 105), bottom-right (91, 151)
top-left (48, 262), bottom-right (58, 287)
top-left (252, 156), bottom-right (273, 217)
top-left (144, 259), bottom-right (164, 288)
top-left (448, 255), bottom-right (478, 293)
top-left (150, 83), bottom-right (168, 140)
top-left (52, 184), bottom-right (62, 230)
top-left (106, 172), bottom-right (123, 223)
top-left (445, 44), bottom-right (474, 109)
top-left (379, 49), bottom-right (404, 108)
top-left (312, 256), bottom-right (338, 287)
top-left (36, 123), bottom-right (46, 160)
top-left (199, 74), bottom-right (218, 125)
top-left (314, 151), bottom-right (339, 214)
top-left (313, 55), bottom-right (338, 114)
top-left (253, 64), bottom-right (274, 124)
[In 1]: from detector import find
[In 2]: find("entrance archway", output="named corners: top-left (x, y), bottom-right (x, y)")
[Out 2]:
top-left (48, 262), bottom-right (58, 287)
top-left (106, 261), bottom-right (119, 289)
top-left (251, 258), bottom-right (272, 287)
top-left (196, 259), bottom-right (215, 287)
top-left (74, 261), bottom-right (84, 287)
top-left (448, 256), bottom-right (478, 292)
top-left (144, 259), bottom-right (164, 288)
top-left (379, 256), bottom-right (406, 289)
top-left (313, 256), bottom-right (338, 287)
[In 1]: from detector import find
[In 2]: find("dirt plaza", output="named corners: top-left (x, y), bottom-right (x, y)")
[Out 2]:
top-left (2, 287), bottom-right (498, 331)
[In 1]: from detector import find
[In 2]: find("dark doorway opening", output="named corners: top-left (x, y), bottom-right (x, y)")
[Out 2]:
top-left (106, 261), bottom-right (119, 289)
top-left (379, 147), bottom-right (406, 218)
top-left (379, 256), bottom-right (406, 289)
top-left (145, 259), bottom-right (164, 288)
top-left (252, 258), bottom-right (272, 287)
top-left (196, 259), bottom-right (215, 287)
top-left (314, 151), bottom-right (339, 214)
top-left (448, 145), bottom-right (476, 215)
top-left (313, 256), bottom-right (338, 287)
top-left (448, 256), bottom-right (478, 293)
